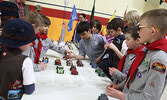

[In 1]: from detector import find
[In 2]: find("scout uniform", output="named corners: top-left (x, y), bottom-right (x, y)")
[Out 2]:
top-left (112, 46), bottom-right (145, 83)
top-left (23, 33), bottom-right (66, 72)
top-left (0, 19), bottom-right (36, 100)
top-left (119, 38), bottom-right (167, 100)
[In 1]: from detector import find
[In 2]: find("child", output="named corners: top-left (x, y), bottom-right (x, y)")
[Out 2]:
top-left (0, 19), bottom-right (36, 100)
top-left (98, 18), bottom-right (125, 80)
top-left (90, 19), bottom-right (103, 36)
top-left (63, 21), bottom-right (108, 62)
top-left (107, 9), bottom-right (167, 100)
top-left (104, 18), bottom-right (126, 67)
top-left (109, 26), bottom-right (144, 83)
top-left (24, 12), bottom-right (70, 71)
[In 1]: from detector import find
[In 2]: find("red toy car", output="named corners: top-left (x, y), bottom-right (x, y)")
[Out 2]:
top-left (76, 60), bottom-right (83, 67)
top-left (71, 68), bottom-right (78, 75)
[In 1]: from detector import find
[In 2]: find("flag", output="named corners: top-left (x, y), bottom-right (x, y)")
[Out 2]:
top-left (90, 0), bottom-right (95, 22)
top-left (108, 10), bottom-right (116, 22)
top-left (68, 5), bottom-right (78, 31)
top-left (165, 0), bottom-right (167, 3)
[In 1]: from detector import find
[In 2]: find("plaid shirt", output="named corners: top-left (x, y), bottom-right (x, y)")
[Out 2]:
top-left (16, 0), bottom-right (25, 20)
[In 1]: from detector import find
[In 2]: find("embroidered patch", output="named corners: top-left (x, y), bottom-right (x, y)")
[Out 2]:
top-left (149, 81), bottom-right (155, 88)
top-left (43, 46), bottom-right (47, 50)
top-left (137, 72), bottom-right (142, 78)
top-left (141, 59), bottom-right (148, 67)
top-left (125, 69), bottom-right (129, 75)
top-left (151, 62), bottom-right (166, 73)
top-left (7, 89), bottom-right (23, 99)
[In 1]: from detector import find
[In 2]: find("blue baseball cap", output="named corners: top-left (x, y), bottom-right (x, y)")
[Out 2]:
top-left (0, 19), bottom-right (36, 48)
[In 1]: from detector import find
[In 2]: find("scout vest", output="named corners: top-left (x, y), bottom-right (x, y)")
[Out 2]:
top-left (98, 35), bottom-right (125, 80)
top-left (0, 47), bottom-right (27, 100)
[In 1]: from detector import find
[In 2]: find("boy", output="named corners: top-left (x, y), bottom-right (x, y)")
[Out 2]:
top-left (109, 26), bottom-right (144, 83)
top-left (90, 19), bottom-right (103, 36)
top-left (0, 19), bottom-right (36, 100)
top-left (24, 12), bottom-right (70, 71)
top-left (107, 9), bottom-right (167, 100)
top-left (63, 21), bottom-right (108, 62)
top-left (99, 18), bottom-right (125, 80)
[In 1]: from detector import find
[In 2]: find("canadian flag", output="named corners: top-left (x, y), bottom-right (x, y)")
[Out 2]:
top-left (165, 0), bottom-right (167, 3)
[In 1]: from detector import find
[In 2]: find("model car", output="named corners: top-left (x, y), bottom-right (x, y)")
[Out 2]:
top-left (42, 57), bottom-right (49, 63)
top-left (70, 65), bottom-right (76, 71)
top-left (56, 65), bottom-right (64, 74)
top-left (66, 59), bottom-right (73, 66)
top-left (71, 68), bottom-right (78, 75)
top-left (76, 60), bottom-right (83, 67)
top-left (95, 68), bottom-right (105, 77)
top-left (98, 93), bottom-right (108, 100)
top-left (55, 58), bottom-right (61, 65)
top-left (91, 62), bottom-right (98, 68)
top-left (68, 44), bottom-right (73, 50)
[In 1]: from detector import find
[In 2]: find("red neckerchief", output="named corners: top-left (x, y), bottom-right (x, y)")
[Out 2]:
top-left (117, 45), bottom-right (145, 72)
top-left (32, 33), bottom-right (48, 64)
top-left (126, 38), bottom-right (167, 88)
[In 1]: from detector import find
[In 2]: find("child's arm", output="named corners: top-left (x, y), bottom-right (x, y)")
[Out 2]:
top-left (22, 57), bottom-right (35, 94)
top-left (104, 43), bottom-right (124, 59)
top-left (109, 67), bottom-right (127, 82)
top-left (63, 51), bottom-right (85, 60)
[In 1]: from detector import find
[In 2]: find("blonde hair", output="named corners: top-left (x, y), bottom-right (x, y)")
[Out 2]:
top-left (25, 11), bottom-right (44, 28)
top-left (124, 10), bottom-right (140, 27)
top-left (140, 9), bottom-right (167, 35)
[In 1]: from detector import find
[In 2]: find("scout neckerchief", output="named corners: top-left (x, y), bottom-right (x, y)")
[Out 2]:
top-left (117, 45), bottom-right (145, 72)
top-left (33, 32), bottom-right (48, 64)
top-left (126, 37), bottom-right (167, 88)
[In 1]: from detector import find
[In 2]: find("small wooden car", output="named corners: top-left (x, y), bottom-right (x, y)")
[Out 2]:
top-left (71, 68), bottom-right (78, 75)
top-left (55, 58), bottom-right (61, 65)
top-left (68, 44), bottom-right (73, 50)
top-left (76, 60), bottom-right (83, 67)
top-left (70, 65), bottom-right (76, 71)
top-left (66, 59), bottom-right (73, 66)
top-left (42, 57), bottom-right (49, 63)
top-left (98, 93), bottom-right (108, 100)
top-left (95, 68), bottom-right (105, 77)
top-left (56, 65), bottom-right (64, 74)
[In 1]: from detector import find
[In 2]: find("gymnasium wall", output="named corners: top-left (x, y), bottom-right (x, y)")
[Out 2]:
top-left (1, 0), bottom-right (167, 41)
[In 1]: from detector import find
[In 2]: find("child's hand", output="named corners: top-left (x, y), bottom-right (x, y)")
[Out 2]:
top-left (94, 56), bottom-right (101, 64)
top-left (109, 67), bottom-right (116, 76)
top-left (107, 87), bottom-right (125, 100)
top-left (106, 83), bottom-right (120, 90)
top-left (104, 43), bottom-right (110, 49)
top-left (40, 62), bottom-right (47, 70)
top-left (63, 51), bottom-right (75, 59)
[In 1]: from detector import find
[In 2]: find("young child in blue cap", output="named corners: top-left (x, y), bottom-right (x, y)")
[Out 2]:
top-left (0, 19), bottom-right (36, 100)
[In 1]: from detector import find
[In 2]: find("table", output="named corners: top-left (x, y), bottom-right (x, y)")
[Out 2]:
top-left (22, 43), bottom-right (118, 100)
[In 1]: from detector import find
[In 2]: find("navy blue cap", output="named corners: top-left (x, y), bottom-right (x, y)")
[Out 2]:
top-left (0, 19), bottom-right (36, 48)
top-left (0, 1), bottom-right (19, 18)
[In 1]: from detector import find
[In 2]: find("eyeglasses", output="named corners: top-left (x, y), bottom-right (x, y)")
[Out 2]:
top-left (137, 23), bottom-right (159, 32)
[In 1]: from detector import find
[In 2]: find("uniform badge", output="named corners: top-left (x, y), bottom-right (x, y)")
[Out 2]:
top-left (125, 69), bottom-right (129, 75)
top-left (43, 47), bottom-right (47, 51)
top-left (3, 52), bottom-right (7, 56)
top-left (149, 81), bottom-right (155, 88)
top-left (141, 59), bottom-right (148, 67)
top-left (151, 62), bottom-right (166, 73)
top-left (137, 72), bottom-right (142, 78)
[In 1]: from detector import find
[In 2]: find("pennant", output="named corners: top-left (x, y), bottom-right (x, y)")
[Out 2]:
top-left (108, 10), bottom-right (116, 22)
top-left (68, 5), bottom-right (78, 31)
top-left (90, 0), bottom-right (95, 22)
